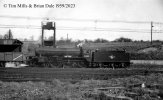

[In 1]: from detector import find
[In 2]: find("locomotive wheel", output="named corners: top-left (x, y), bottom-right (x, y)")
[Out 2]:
top-left (120, 63), bottom-right (130, 68)
top-left (73, 62), bottom-right (87, 68)
top-left (62, 60), bottom-right (87, 68)
top-left (47, 61), bottom-right (63, 68)
top-left (64, 62), bottom-right (81, 68)
top-left (43, 63), bottom-right (51, 68)
top-left (98, 63), bottom-right (103, 68)
top-left (72, 62), bottom-right (79, 68)
top-left (121, 63), bottom-right (126, 68)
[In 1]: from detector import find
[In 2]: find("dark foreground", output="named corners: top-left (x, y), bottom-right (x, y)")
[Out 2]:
top-left (0, 73), bottom-right (163, 100)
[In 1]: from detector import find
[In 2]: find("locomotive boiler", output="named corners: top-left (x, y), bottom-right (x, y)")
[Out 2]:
top-left (29, 47), bottom-right (87, 68)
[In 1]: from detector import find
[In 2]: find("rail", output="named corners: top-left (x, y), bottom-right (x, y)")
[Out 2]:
top-left (0, 68), bottom-right (162, 82)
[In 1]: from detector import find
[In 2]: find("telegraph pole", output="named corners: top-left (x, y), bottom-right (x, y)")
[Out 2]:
top-left (67, 33), bottom-right (68, 41)
top-left (41, 22), bottom-right (44, 47)
top-left (53, 22), bottom-right (56, 48)
top-left (151, 21), bottom-right (153, 45)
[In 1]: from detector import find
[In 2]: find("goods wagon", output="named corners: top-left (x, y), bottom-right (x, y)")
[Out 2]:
top-left (0, 39), bottom-right (25, 67)
top-left (0, 52), bottom-right (25, 67)
top-left (0, 52), bottom-right (24, 61)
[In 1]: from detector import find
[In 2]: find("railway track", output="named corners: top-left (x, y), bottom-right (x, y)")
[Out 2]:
top-left (0, 67), bottom-right (162, 82)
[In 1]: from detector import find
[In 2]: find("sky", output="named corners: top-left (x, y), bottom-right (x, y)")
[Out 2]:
top-left (0, 0), bottom-right (163, 41)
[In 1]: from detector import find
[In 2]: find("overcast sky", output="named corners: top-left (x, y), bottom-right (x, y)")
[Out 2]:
top-left (0, 0), bottom-right (163, 41)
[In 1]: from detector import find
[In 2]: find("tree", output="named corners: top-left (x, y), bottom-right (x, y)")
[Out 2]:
top-left (30, 35), bottom-right (34, 41)
top-left (113, 37), bottom-right (133, 42)
top-left (94, 38), bottom-right (108, 43)
top-left (0, 35), bottom-right (3, 39)
top-left (3, 29), bottom-right (13, 39)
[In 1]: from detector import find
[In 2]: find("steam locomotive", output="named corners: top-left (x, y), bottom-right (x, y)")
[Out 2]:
top-left (27, 46), bottom-right (130, 68)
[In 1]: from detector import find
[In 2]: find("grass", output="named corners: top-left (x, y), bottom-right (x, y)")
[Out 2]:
top-left (0, 73), bottom-right (163, 100)
top-left (82, 42), bottom-right (161, 52)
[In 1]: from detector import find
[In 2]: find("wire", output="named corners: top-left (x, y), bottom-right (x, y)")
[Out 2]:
top-left (1, 15), bottom-right (163, 24)
top-left (0, 15), bottom-right (43, 20)
top-left (0, 24), bottom-right (163, 33)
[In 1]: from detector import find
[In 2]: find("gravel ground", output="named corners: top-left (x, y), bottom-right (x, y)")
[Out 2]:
top-left (0, 73), bottom-right (163, 100)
